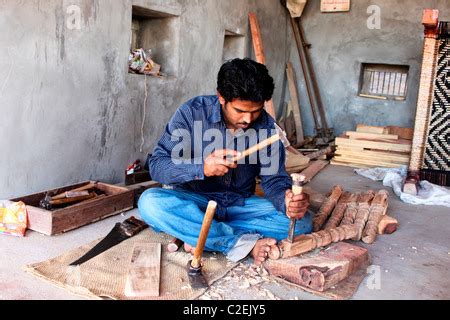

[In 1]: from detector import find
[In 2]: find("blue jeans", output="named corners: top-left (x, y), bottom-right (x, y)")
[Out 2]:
top-left (138, 188), bottom-right (313, 262)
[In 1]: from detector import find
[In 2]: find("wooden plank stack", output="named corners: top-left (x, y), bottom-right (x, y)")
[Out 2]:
top-left (331, 124), bottom-right (413, 168)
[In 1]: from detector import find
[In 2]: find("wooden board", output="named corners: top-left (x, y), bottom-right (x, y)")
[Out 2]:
top-left (332, 158), bottom-right (405, 169)
top-left (265, 242), bottom-right (369, 292)
top-left (125, 243), bottom-right (161, 297)
top-left (321, 0), bottom-right (351, 13)
top-left (335, 137), bottom-right (412, 153)
top-left (12, 181), bottom-right (134, 236)
top-left (356, 124), bottom-right (389, 134)
top-left (286, 62), bottom-right (304, 144)
top-left (336, 147), bottom-right (410, 162)
top-left (345, 131), bottom-right (399, 141)
top-left (330, 160), bottom-right (374, 169)
top-left (334, 154), bottom-right (409, 166)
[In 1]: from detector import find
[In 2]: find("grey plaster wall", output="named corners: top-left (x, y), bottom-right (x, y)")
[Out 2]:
top-left (2, 0), bottom-right (447, 199)
top-left (290, 0), bottom-right (450, 137)
top-left (0, 0), bottom-right (289, 198)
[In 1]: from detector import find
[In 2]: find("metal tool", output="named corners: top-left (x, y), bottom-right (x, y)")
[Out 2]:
top-left (39, 182), bottom-right (98, 210)
top-left (69, 216), bottom-right (148, 266)
top-left (187, 201), bottom-right (217, 289)
top-left (288, 173), bottom-right (306, 243)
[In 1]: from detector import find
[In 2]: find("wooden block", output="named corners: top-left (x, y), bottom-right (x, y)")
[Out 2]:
top-left (422, 9), bottom-right (439, 27)
top-left (264, 242), bottom-right (370, 292)
top-left (279, 235), bottom-right (315, 257)
top-left (167, 238), bottom-right (184, 252)
top-left (125, 243), bottom-right (161, 297)
top-left (386, 126), bottom-right (413, 140)
top-left (377, 215), bottom-right (398, 235)
top-left (356, 124), bottom-right (388, 134)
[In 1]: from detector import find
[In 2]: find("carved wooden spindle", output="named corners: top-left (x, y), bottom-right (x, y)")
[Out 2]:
top-left (340, 193), bottom-right (360, 226)
top-left (269, 225), bottom-right (358, 260)
top-left (312, 185), bottom-right (344, 232)
top-left (324, 192), bottom-right (352, 230)
top-left (352, 190), bottom-right (376, 241)
top-left (362, 190), bottom-right (389, 244)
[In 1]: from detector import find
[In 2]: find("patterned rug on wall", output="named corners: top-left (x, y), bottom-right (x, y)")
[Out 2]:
top-left (422, 23), bottom-right (450, 186)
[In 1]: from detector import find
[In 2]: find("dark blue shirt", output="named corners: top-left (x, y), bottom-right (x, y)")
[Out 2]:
top-left (148, 95), bottom-right (292, 220)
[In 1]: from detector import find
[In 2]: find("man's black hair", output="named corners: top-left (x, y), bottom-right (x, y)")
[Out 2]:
top-left (217, 58), bottom-right (275, 103)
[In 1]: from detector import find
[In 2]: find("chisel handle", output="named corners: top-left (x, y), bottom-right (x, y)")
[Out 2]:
top-left (288, 174), bottom-right (306, 243)
top-left (191, 201), bottom-right (217, 268)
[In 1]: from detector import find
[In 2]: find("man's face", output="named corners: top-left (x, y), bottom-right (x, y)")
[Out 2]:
top-left (218, 94), bottom-right (265, 130)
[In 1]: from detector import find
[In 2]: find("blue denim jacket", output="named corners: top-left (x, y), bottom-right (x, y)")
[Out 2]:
top-left (148, 95), bottom-right (292, 220)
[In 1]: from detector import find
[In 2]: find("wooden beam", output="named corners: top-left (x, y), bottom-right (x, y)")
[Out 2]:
top-left (125, 243), bottom-right (161, 297)
top-left (286, 62), bottom-right (304, 144)
top-left (300, 160), bottom-right (329, 183)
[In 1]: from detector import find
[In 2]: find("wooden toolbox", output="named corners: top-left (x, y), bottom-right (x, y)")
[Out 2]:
top-left (11, 181), bottom-right (134, 236)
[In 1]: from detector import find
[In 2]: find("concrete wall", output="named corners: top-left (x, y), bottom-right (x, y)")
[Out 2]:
top-left (290, 0), bottom-right (450, 137)
top-left (0, 0), bottom-right (289, 198)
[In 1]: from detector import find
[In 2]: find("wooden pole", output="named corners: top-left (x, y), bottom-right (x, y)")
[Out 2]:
top-left (404, 9), bottom-right (440, 195)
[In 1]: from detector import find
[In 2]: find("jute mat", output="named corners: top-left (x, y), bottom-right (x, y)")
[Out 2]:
top-left (24, 229), bottom-right (237, 300)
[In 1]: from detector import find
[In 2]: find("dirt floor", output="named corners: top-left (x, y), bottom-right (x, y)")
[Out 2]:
top-left (1, 165), bottom-right (449, 300)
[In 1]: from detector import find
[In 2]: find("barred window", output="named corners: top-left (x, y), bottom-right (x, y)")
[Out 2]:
top-left (359, 63), bottom-right (409, 100)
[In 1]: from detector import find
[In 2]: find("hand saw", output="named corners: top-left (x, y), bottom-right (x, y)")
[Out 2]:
top-left (69, 216), bottom-right (148, 266)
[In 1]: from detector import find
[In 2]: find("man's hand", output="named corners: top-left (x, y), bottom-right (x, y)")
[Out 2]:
top-left (285, 189), bottom-right (310, 220)
top-left (204, 149), bottom-right (241, 177)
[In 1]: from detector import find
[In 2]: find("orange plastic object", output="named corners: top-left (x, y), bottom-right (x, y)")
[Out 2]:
top-left (0, 201), bottom-right (28, 237)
